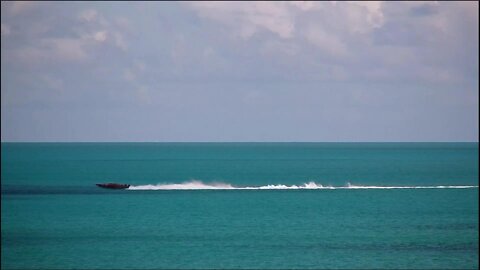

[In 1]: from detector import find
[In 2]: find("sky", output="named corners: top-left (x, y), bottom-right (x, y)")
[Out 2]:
top-left (1, 1), bottom-right (478, 142)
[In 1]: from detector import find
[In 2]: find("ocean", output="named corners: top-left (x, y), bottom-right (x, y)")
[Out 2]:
top-left (1, 142), bottom-right (478, 269)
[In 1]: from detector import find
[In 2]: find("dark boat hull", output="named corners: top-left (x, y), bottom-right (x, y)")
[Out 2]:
top-left (96, 183), bottom-right (130, 189)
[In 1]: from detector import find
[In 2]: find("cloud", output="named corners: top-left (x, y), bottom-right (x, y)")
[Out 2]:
top-left (184, 1), bottom-right (477, 84)
top-left (45, 38), bottom-right (88, 61)
top-left (113, 31), bottom-right (128, 51)
top-left (184, 1), bottom-right (388, 69)
top-left (79, 9), bottom-right (98, 23)
top-left (351, 1), bottom-right (384, 28)
top-left (188, 2), bottom-right (297, 39)
top-left (7, 1), bottom-right (40, 16)
top-left (187, 2), bottom-right (385, 40)
top-left (5, 1), bottom-right (474, 84)
top-left (9, 37), bottom-right (88, 66)
top-left (93, 31), bottom-right (107, 42)
top-left (77, 9), bottom-right (128, 49)
top-left (2, 6), bottom-right (131, 69)
top-left (1, 2), bottom-right (477, 142)
top-left (303, 25), bottom-right (348, 58)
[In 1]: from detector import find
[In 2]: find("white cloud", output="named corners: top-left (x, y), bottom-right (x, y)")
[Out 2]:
top-left (79, 9), bottom-right (98, 22)
top-left (3, 7), bottom-right (133, 68)
top-left (2, 1), bottom-right (476, 87)
top-left (113, 32), bottom-right (128, 51)
top-left (77, 10), bottom-right (128, 50)
top-left (350, 1), bottom-right (384, 29)
top-left (93, 31), bottom-right (107, 42)
top-left (8, 1), bottom-right (40, 16)
top-left (10, 37), bottom-right (88, 66)
top-left (43, 38), bottom-right (88, 61)
top-left (188, 1), bottom-right (296, 39)
top-left (288, 1), bottom-right (316, 11)
top-left (186, 1), bottom-right (477, 84)
top-left (186, 1), bottom-right (385, 60)
top-left (187, 2), bottom-right (386, 40)
top-left (304, 26), bottom-right (348, 58)
top-left (78, 9), bottom-right (109, 28)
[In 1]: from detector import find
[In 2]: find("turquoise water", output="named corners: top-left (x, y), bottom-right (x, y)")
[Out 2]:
top-left (1, 143), bottom-right (478, 269)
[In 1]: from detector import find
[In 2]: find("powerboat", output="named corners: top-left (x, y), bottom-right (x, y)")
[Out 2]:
top-left (96, 183), bottom-right (130, 189)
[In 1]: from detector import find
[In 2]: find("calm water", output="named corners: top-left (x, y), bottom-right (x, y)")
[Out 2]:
top-left (1, 143), bottom-right (478, 269)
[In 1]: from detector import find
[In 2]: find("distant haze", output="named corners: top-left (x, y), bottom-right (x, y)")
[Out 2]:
top-left (1, 1), bottom-right (478, 142)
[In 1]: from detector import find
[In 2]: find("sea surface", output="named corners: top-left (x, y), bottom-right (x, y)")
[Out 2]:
top-left (1, 142), bottom-right (478, 269)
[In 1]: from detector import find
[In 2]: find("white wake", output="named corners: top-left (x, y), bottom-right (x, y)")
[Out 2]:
top-left (127, 180), bottom-right (479, 190)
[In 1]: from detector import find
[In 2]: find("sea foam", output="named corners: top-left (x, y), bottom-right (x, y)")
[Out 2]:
top-left (127, 180), bottom-right (479, 190)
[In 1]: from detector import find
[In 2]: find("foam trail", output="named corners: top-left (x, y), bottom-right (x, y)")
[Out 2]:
top-left (127, 181), bottom-right (479, 190)
top-left (343, 182), bottom-right (478, 189)
top-left (128, 180), bottom-right (235, 190)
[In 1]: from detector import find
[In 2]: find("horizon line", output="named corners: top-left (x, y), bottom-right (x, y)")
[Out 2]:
top-left (1, 141), bottom-right (478, 143)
